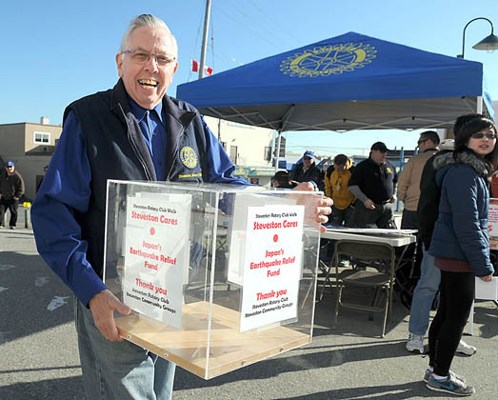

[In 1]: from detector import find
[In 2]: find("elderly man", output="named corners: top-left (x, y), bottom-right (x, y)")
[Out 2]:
top-left (348, 142), bottom-right (397, 228)
top-left (0, 160), bottom-right (25, 229)
top-left (31, 14), bottom-right (331, 400)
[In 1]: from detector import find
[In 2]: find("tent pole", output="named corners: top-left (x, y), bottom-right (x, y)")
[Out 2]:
top-left (274, 105), bottom-right (294, 172)
top-left (275, 130), bottom-right (282, 172)
top-left (397, 147), bottom-right (405, 212)
top-left (199, 0), bottom-right (212, 79)
top-left (477, 96), bottom-right (483, 114)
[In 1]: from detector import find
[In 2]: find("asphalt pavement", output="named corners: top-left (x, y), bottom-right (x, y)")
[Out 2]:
top-left (1, 208), bottom-right (498, 400)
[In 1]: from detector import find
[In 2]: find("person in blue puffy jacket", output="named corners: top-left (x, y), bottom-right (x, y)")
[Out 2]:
top-left (425, 116), bottom-right (498, 396)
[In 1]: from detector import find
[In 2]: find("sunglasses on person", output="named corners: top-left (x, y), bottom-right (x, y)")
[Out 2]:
top-left (417, 139), bottom-right (429, 145)
top-left (303, 156), bottom-right (312, 160)
top-left (471, 131), bottom-right (497, 140)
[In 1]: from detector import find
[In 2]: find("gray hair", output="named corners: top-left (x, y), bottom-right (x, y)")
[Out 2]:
top-left (119, 14), bottom-right (178, 55)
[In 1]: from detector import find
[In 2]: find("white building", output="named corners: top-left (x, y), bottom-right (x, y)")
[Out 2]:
top-left (204, 116), bottom-right (278, 186)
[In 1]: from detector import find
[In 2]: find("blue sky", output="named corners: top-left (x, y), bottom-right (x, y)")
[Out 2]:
top-left (2, 0), bottom-right (497, 156)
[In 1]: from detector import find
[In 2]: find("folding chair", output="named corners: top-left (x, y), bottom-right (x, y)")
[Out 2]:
top-left (333, 239), bottom-right (396, 337)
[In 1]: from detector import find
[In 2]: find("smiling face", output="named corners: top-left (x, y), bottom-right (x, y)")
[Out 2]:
top-left (466, 128), bottom-right (497, 157)
top-left (116, 25), bottom-right (178, 109)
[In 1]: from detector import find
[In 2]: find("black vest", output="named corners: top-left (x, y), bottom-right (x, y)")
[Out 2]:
top-left (64, 79), bottom-right (210, 277)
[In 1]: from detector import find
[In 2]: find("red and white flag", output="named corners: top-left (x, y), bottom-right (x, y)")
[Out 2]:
top-left (191, 59), bottom-right (213, 76)
top-left (204, 66), bottom-right (213, 76)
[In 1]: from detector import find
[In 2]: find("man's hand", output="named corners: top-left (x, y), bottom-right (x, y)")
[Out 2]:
top-left (293, 182), bottom-right (333, 232)
top-left (479, 274), bottom-right (494, 282)
top-left (89, 289), bottom-right (131, 341)
top-left (363, 199), bottom-right (375, 209)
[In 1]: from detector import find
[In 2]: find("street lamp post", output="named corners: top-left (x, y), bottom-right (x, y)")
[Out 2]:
top-left (457, 17), bottom-right (498, 58)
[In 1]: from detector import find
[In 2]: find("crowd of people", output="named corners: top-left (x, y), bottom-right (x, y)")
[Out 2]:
top-left (274, 140), bottom-right (397, 229)
top-left (272, 113), bottom-right (497, 397)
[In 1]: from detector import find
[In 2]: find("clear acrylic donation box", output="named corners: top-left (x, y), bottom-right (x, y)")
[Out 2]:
top-left (104, 180), bottom-right (321, 379)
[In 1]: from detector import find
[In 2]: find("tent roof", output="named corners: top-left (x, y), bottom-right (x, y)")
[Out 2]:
top-left (176, 32), bottom-right (493, 131)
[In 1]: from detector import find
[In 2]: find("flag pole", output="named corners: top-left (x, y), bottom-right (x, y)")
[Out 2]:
top-left (199, 0), bottom-right (212, 79)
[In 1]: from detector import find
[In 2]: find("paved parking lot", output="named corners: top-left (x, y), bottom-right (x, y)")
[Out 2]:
top-left (1, 209), bottom-right (498, 399)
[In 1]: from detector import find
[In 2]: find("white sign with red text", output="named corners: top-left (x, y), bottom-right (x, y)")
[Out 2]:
top-left (123, 193), bottom-right (191, 328)
top-left (488, 198), bottom-right (498, 250)
top-left (240, 204), bottom-right (305, 332)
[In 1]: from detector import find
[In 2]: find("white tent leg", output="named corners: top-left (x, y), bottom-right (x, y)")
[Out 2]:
top-left (275, 130), bottom-right (282, 171)
top-left (477, 96), bottom-right (483, 114)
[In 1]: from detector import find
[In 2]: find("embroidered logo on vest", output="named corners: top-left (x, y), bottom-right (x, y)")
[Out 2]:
top-left (179, 146), bottom-right (198, 169)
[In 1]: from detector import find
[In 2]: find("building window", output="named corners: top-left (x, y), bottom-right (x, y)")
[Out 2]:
top-left (34, 131), bottom-right (50, 144)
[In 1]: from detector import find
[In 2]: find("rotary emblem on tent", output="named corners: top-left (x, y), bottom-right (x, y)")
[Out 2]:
top-left (280, 42), bottom-right (377, 78)
top-left (180, 146), bottom-right (198, 169)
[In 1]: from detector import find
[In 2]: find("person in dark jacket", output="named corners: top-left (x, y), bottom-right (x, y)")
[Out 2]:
top-left (0, 160), bottom-right (25, 229)
top-left (425, 116), bottom-right (497, 396)
top-left (348, 141), bottom-right (397, 228)
top-left (407, 114), bottom-right (485, 356)
top-left (290, 150), bottom-right (323, 189)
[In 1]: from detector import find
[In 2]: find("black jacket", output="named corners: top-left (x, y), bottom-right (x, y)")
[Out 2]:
top-left (417, 150), bottom-right (451, 249)
top-left (63, 79), bottom-right (215, 277)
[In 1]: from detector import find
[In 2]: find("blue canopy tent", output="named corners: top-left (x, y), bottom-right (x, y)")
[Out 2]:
top-left (176, 32), bottom-right (493, 134)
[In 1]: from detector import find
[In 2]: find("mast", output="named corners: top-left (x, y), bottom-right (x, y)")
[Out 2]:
top-left (199, 0), bottom-right (212, 79)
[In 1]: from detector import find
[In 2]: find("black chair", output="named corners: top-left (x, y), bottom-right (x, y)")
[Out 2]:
top-left (333, 239), bottom-right (396, 337)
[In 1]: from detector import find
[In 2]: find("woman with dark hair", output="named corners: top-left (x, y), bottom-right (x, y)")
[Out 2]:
top-left (425, 117), bottom-right (497, 396)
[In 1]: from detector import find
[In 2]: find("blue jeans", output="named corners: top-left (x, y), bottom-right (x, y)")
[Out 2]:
top-left (75, 300), bottom-right (176, 400)
top-left (408, 248), bottom-right (440, 336)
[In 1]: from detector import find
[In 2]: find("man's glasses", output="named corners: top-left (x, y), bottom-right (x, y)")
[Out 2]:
top-left (471, 131), bottom-right (497, 140)
top-left (417, 139), bottom-right (428, 145)
top-left (122, 49), bottom-right (176, 66)
top-left (303, 157), bottom-right (312, 160)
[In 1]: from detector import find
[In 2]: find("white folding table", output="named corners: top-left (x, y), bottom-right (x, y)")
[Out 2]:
top-left (317, 228), bottom-right (417, 301)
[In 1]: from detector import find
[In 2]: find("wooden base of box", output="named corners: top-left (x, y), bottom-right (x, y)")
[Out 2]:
top-left (116, 301), bottom-right (310, 379)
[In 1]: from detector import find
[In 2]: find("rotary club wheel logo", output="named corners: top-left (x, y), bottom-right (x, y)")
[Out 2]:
top-left (280, 42), bottom-right (377, 78)
top-left (179, 146), bottom-right (198, 169)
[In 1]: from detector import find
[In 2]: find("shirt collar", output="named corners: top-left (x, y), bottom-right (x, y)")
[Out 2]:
top-left (127, 96), bottom-right (164, 124)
